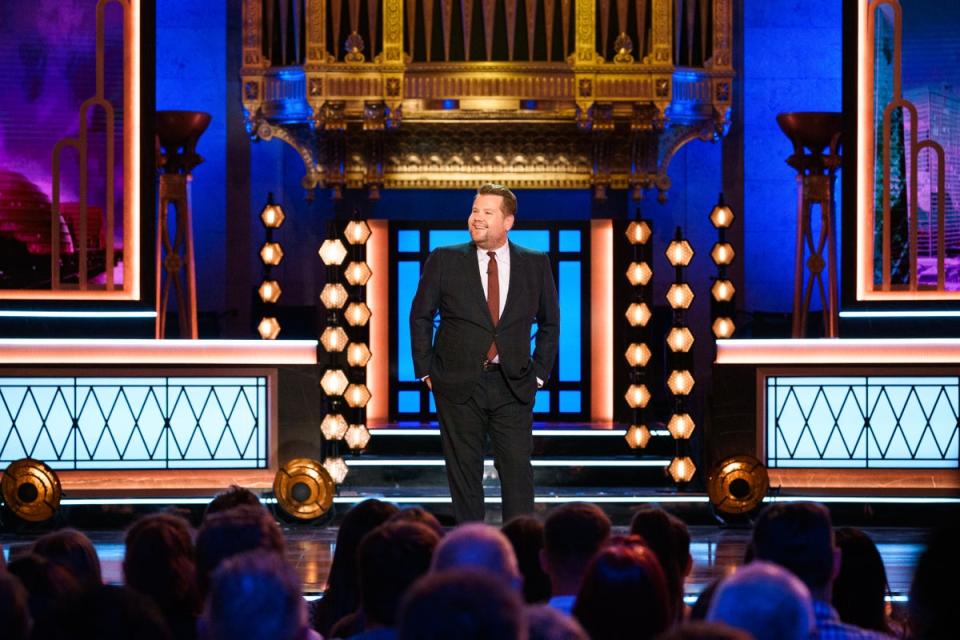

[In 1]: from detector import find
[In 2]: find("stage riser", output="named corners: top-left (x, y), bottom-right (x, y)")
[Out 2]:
top-left (358, 434), bottom-right (679, 458)
top-left (338, 464), bottom-right (672, 489)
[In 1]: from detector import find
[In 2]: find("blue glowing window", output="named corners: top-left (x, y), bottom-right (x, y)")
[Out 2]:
top-left (559, 230), bottom-right (581, 252)
top-left (397, 230), bottom-right (420, 253)
top-left (559, 391), bottom-right (581, 413)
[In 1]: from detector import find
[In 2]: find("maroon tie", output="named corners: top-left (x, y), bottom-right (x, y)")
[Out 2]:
top-left (486, 251), bottom-right (499, 361)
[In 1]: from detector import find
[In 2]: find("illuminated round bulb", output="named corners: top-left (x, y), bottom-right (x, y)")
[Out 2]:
top-left (713, 317), bottom-right (736, 339)
top-left (260, 242), bottom-right (283, 266)
top-left (318, 239), bottom-right (348, 266)
top-left (320, 326), bottom-right (349, 352)
top-left (344, 424), bottom-right (372, 450)
top-left (625, 302), bottom-right (652, 327)
top-left (323, 457), bottom-right (349, 484)
top-left (711, 242), bottom-right (735, 266)
top-left (668, 456), bottom-right (696, 483)
top-left (667, 370), bottom-right (695, 395)
top-left (667, 413), bottom-right (696, 439)
top-left (347, 342), bottom-right (372, 367)
top-left (344, 383), bottom-right (372, 408)
top-left (625, 343), bottom-right (652, 367)
top-left (344, 261), bottom-right (372, 286)
top-left (258, 280), bottom-right (281, 304)
top-left (320, 283), bottom-right (349, 309)
top-left (257, 316), bottom-right (280, 340)
top-left (711, 279), bottom-right (736, 302)
top-left (666, 327), bottom-right (694, 352)
top-left (665, 239), bottom-right (694, 267)
top-left (344, 302), bottom-right (372, 326)
top-left (344, 220), bottom-right (372, 244)
top-left (320, 369), bottom-right (349, 396)
top-left (666, 283), bottom-right (695, 309)
top-left (625, 384), bottom-right (651, 409)
top-left (320, 413), bottom-right (349, 440)
top-left (260, 203), bottom-right (285, 228)
top-left (710, 204), bottom-right (734, 229)
top-left (626, 262), bottom-right (653, 286)
top-left (625, 424), bottom-right (651, 449)
top-left (625, 220), bottom-right (652, 245)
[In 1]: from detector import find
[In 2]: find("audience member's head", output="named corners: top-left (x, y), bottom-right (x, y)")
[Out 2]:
top-left (358, 521), bottom-right (441, 628)
top-left (124, 512), bottom-right (201, 637)
top-left (312, 498), bottom-right (399, 636)
top-left (749, 501), bottom-right (837, 599)
top-left (398, 568), bottom-right (526, 640)
top-left (909, 521), bottom-right (960, 640)
top-left (77, 584), bottom-right (173, 640)
top-left (7, 553), bottom-right (83, 640)
top-left (0, 570), bottom-right (31, 640)
top-left (526, 603), bottom-right (589, 640)
top-left (502, 515), bottom-right (552, 603)
top-left (431, 522), bottom-right (522, 591)
top-left (388, 506), bottom-right (445, 537)
top-left (573, 537), bottom-right (672, 640)
top-left (656, 621), bottom-right (753, 640)
top-left (541, 502), bottom-right (611, 596)
top-left (832, 527), bottom-right (894, 634)
top-left (204, 485), bottom-right (264, 520)
top-left (195, 504), bottom-right (285, 596)
top-left (31, 527), bottom-right (102, 592)
top-left (629, 506), bottom-right (692, 620)
top-left (201, 551), bottom-right (308, 640)
top-left (706, 560), bottom-right (815, 640)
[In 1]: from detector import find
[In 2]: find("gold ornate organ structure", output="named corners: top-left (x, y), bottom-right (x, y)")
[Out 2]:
top-left (240, 0), bottom-right (733, 200)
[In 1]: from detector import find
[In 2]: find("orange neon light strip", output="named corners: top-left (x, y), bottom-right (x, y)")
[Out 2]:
top-left (0, 339), bottom-right (318, 365)
top-left (367, 220), bottom-right (389, 425)
top-left (716, 338), bottom-right (960, 364)
top-left (590, 220), bottom-right (613, 423)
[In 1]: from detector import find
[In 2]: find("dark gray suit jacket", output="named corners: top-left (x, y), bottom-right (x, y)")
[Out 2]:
top-left (410, 241), bottom-right (560, 404)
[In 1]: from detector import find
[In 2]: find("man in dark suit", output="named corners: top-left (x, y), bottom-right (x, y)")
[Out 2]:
top-left (410, 183), bottom-right (560, 523)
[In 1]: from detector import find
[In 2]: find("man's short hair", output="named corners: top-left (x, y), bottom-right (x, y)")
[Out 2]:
top-left (31, 528), bottom-right (102, 592)
top-left (543, 502), bottom-right (611, 570)
top-left (203, 551), bottom-right (305, 640)
top-left (204, 485), bottom-right (263, 519)
top-left (398, 568), bottom-right (525, 640)
top-left (477, 183), bottom-right (518, 218)
top-left (358, 521), bottom-right (440, 627)
top-left (431, 522), bottom-right (520, 589)
top-left (196, 505), bottom-right (285, 595)
top-left (707, 561), bottom-right (815, 640)
top-left (750, 501), bottom-right (835, 590)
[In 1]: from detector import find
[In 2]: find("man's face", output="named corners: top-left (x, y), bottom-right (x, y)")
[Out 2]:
top-left (468, 194), bottom-right (514, 250)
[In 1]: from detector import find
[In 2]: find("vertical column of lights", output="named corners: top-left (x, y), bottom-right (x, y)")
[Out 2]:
top-left (257, 194), bottom-right (285, 339)
top-left (664, 228), bottom-right (697, 484)
top-left (623, 215), bottom-right (654, 450)
top-left (341, 217), bottom-right (373, 458)
top-left (318, 222), bottom-right (350, 484)
top-left (710, 195), bottom-right (737, 339)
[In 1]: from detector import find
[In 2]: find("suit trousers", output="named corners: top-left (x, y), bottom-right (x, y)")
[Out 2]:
top-left (434, 368), bottom-right (535, 523)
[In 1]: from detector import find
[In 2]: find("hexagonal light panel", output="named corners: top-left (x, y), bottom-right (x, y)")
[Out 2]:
top-left (344, 261), bottom-right (372, 286)
top-left (258, 280), bottom-right (281, 304)
top-left (320, 369), bottom-right (349, 396)
top-left (318, 239), bottom-right (348, 266)
top-left (625, 424), bottom-right (651, 449)
top-left (625, 220), bottom-right (652, 245)
top-left (257, 316), bottom-right (280, 340)
top-left (320, 283), bottom-right (349, 309)
top-left (625, 302), bottom-right (652, 327)
top-left (666, 283), bottom-right (695, 309)
top-left (625, 342), bottom-right (652, 367)
top-left (344, 424), bottom-right (372, 450)
top-left (347, 342), bottom-right (372, 367)
top-left (344, 302), bottom-right (372, 326)
top-left (710, 203), bottom-right (734, 229)
top-left (668, 456), bottom-right (696, 483)
top-left (626, 262), bottom-right (652, 287)
top-left (320, 413), bottom-right (349, 440)
top-left (667, 370), bottom-right (695, 395)
top-left (713, 317), bottom-right (736, 339)
top-left (711, 279), bottom-right (736, 302)
top-left (666, 327), bottom-right (694, 353)
top-left (260, 242), bottom-right (283, 266)
top-left (344, 220), bottom-right (372, 244)
top-left (260, 203), bottom-right (285, 228)
top-left (344, 383), bottom-right (372, 408)
top-left (711, 242), bottom-right (735, 266)
top-left (667, 413), bottom-right (696, 439)
top-left (665, 238), bottom-right (694, 267)
top-left (320, 326), bottom-right (349, 352)
top-left (323, 456), bottom-right (349, 484)
top-left (625, 384), bottom-right (651, 409)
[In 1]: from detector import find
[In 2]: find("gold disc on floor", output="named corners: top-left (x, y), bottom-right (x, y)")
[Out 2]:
top-left (707, 455), bottom-right (769, 516)
top-left (1, 458), bottom-right (62, 522)
top-left (273, 458), bottom-right (335, 520)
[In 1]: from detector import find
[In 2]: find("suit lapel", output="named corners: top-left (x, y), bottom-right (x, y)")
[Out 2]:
top-left (461, 243), bottom-right (494, 328)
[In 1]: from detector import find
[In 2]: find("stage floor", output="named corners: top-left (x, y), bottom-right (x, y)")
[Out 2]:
top-left (1, 524), bottom-right (926, 600)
